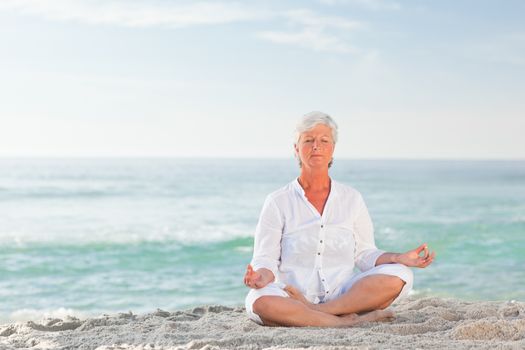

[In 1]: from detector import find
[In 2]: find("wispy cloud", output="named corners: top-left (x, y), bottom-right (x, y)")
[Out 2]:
top-left (257, 9), bottom-right (363, 53)
top-left (0, 0), bottom-right (265, 28)
top-left (319, 0), bottom-right (401, 11)
top-left (0, 1), bottom-right (366, 54)
top-left (284, 9), bottom-right (361, 30)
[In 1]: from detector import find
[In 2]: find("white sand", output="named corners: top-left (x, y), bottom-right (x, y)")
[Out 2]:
top-left (1, 297), bottom-right (524, 350)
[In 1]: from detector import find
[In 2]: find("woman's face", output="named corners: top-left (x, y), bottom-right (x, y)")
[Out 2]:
top-left (295, 124), bottom-right (335, 169)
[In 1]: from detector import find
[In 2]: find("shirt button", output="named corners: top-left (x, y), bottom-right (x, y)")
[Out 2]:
top-left (321, 225), bottom-right (324, 228)
top-left (326, 291), bottom-right (329, 294)
top-left (320, 240), bottom-right (323, 243)
top-left (322, 279), bottom-right (325, 282)
top-left (317, 252), bottom-right (321, 255)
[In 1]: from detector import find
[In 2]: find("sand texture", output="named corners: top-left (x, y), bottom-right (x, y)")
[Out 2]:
top-left (1, 297), bottom-right (524, 350)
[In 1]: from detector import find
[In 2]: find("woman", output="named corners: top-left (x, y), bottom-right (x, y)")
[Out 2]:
top-left (243, 111), bottom-right (435, 327)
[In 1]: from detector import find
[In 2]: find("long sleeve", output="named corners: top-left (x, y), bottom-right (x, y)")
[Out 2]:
top-left (250, 196), bottom-right (283, 278)
top-left (353, 194), bottom-right (384, 271)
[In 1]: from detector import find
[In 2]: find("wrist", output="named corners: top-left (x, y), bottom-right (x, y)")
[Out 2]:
top-left (391, 253), bottom-right (400, 264)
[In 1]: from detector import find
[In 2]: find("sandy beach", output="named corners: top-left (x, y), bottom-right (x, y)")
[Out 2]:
top-left (1, 297), bottom-right (524, 349)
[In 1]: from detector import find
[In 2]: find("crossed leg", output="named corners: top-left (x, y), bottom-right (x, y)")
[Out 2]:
top-left (253, 295), bottom-right (393, 327)
top-left (251, 273), bottom-right (406, 327)
top-left (285, 274), bottom-right (406, 315)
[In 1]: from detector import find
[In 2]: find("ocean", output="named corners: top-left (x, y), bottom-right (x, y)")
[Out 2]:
top-left (0, 158), bottom-right (524, 323)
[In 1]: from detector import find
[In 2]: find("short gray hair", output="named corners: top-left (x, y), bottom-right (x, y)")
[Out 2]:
top-left (295, 111), bottom-right (338, 145)
top-left (294, 111), bottom-right (338, 168)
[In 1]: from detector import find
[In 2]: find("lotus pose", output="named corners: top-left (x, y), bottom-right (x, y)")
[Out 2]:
top-left (243, 112), bottom-right (435, 327)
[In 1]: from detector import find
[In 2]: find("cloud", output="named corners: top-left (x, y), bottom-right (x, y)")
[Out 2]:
top-left (257, 9), bottom-right (363, 53)
top-left (318, 0), bottom-right (401, 11)
top-left (0, 0), bottom-right (265, 28)
top-left (0, 1), bottom-right (366, 54)
top-left (284, 8), bottom-right (362, 30)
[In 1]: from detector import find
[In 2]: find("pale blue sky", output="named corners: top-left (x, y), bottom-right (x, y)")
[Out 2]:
top-left (1, 0), bottom-right (524, 158)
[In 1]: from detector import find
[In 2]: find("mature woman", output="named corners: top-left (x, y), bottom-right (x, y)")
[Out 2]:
top-left (243, 112), bottom-right (435, 327)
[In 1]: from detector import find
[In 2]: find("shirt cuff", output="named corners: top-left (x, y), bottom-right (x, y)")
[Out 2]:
top-left (356, 249), bottom-right (385, 271)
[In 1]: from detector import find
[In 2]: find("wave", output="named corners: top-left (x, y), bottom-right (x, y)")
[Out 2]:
top-left (0, 186), bottom-right (152, 200)
top-left (0, 228), bottom-right (254, 249)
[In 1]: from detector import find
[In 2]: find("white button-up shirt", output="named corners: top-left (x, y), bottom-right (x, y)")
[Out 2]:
top-left (251, 178), bottom-right (384, 303)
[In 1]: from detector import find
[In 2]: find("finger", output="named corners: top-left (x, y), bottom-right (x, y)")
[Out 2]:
top-left (243, 271), bottom-right (252, 284)
top-left (420, 257), bottom-right (434, 268)
top-left (423, 245), bottom-right (429, 259)
top-left (423, 252), bottom-right (435, 264)
top-left (421, 261), bottom-right (433, 268)
top-left (416, 254), bottom-right (430, 266)
top-left (417, 258), bottom-right (428, 267)
top-left (283, 285), bottom-right (296, 296)
top-left (414, 243), bottom-right (427, 255)
top-left (245, 270), bottom-right (257, 285)
top-left (253, 278), bottom-right (266, 289)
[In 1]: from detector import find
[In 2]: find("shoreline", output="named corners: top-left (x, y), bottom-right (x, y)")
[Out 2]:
top-left (1, 297), bottom-right (524, 349)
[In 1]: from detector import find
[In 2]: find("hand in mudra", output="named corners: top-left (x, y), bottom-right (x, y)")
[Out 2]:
top-left (244, 264), bottom-right (269, 289)
top-left (397, 243), bottom-right (435, 268)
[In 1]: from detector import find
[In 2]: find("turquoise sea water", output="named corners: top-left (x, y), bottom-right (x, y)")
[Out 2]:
top-left (1, 158), bottom-right (524, 323)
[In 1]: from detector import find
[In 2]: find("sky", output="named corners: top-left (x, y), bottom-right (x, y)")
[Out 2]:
top-left (0, 0), bottom-right (524, 159)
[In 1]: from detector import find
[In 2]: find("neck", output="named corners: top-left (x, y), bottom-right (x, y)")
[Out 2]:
top-left (298, 167), bottom-right (330, 191)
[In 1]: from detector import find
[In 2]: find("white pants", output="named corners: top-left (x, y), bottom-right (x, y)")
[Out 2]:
top-left (245, 263), bottom-right (413, 325)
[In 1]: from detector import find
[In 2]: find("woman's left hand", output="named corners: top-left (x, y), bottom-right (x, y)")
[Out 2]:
top-left (395, 243), bottom-right (435, 268)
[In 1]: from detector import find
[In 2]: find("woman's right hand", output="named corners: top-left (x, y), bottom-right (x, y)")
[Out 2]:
top-left (243, 265), bottom-right (274, 289)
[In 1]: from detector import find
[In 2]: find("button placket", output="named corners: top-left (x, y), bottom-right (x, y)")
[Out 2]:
top-left (319, 269), bottom-right (329, 294)
top-left (317, 222), bottom-right (328, 295)
top-left (317, 222), bottom-right (326, 263)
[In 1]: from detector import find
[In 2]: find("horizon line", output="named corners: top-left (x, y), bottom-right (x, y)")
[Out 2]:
top-left (0, 156), bottom-right (523, 162)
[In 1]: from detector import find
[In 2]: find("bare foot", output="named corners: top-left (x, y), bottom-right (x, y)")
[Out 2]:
top-left (356, 309), bottom-right (395, 324)
top-left (338, 313), bottom-right (360, 326)
top-left (337, 309), bottom-right (394, 327)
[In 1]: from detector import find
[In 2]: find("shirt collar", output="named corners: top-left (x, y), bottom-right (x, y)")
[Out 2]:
top-left (293, 177), bottom-right (337, 198)
top-left (293, 177), bottom-right (306, 197)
